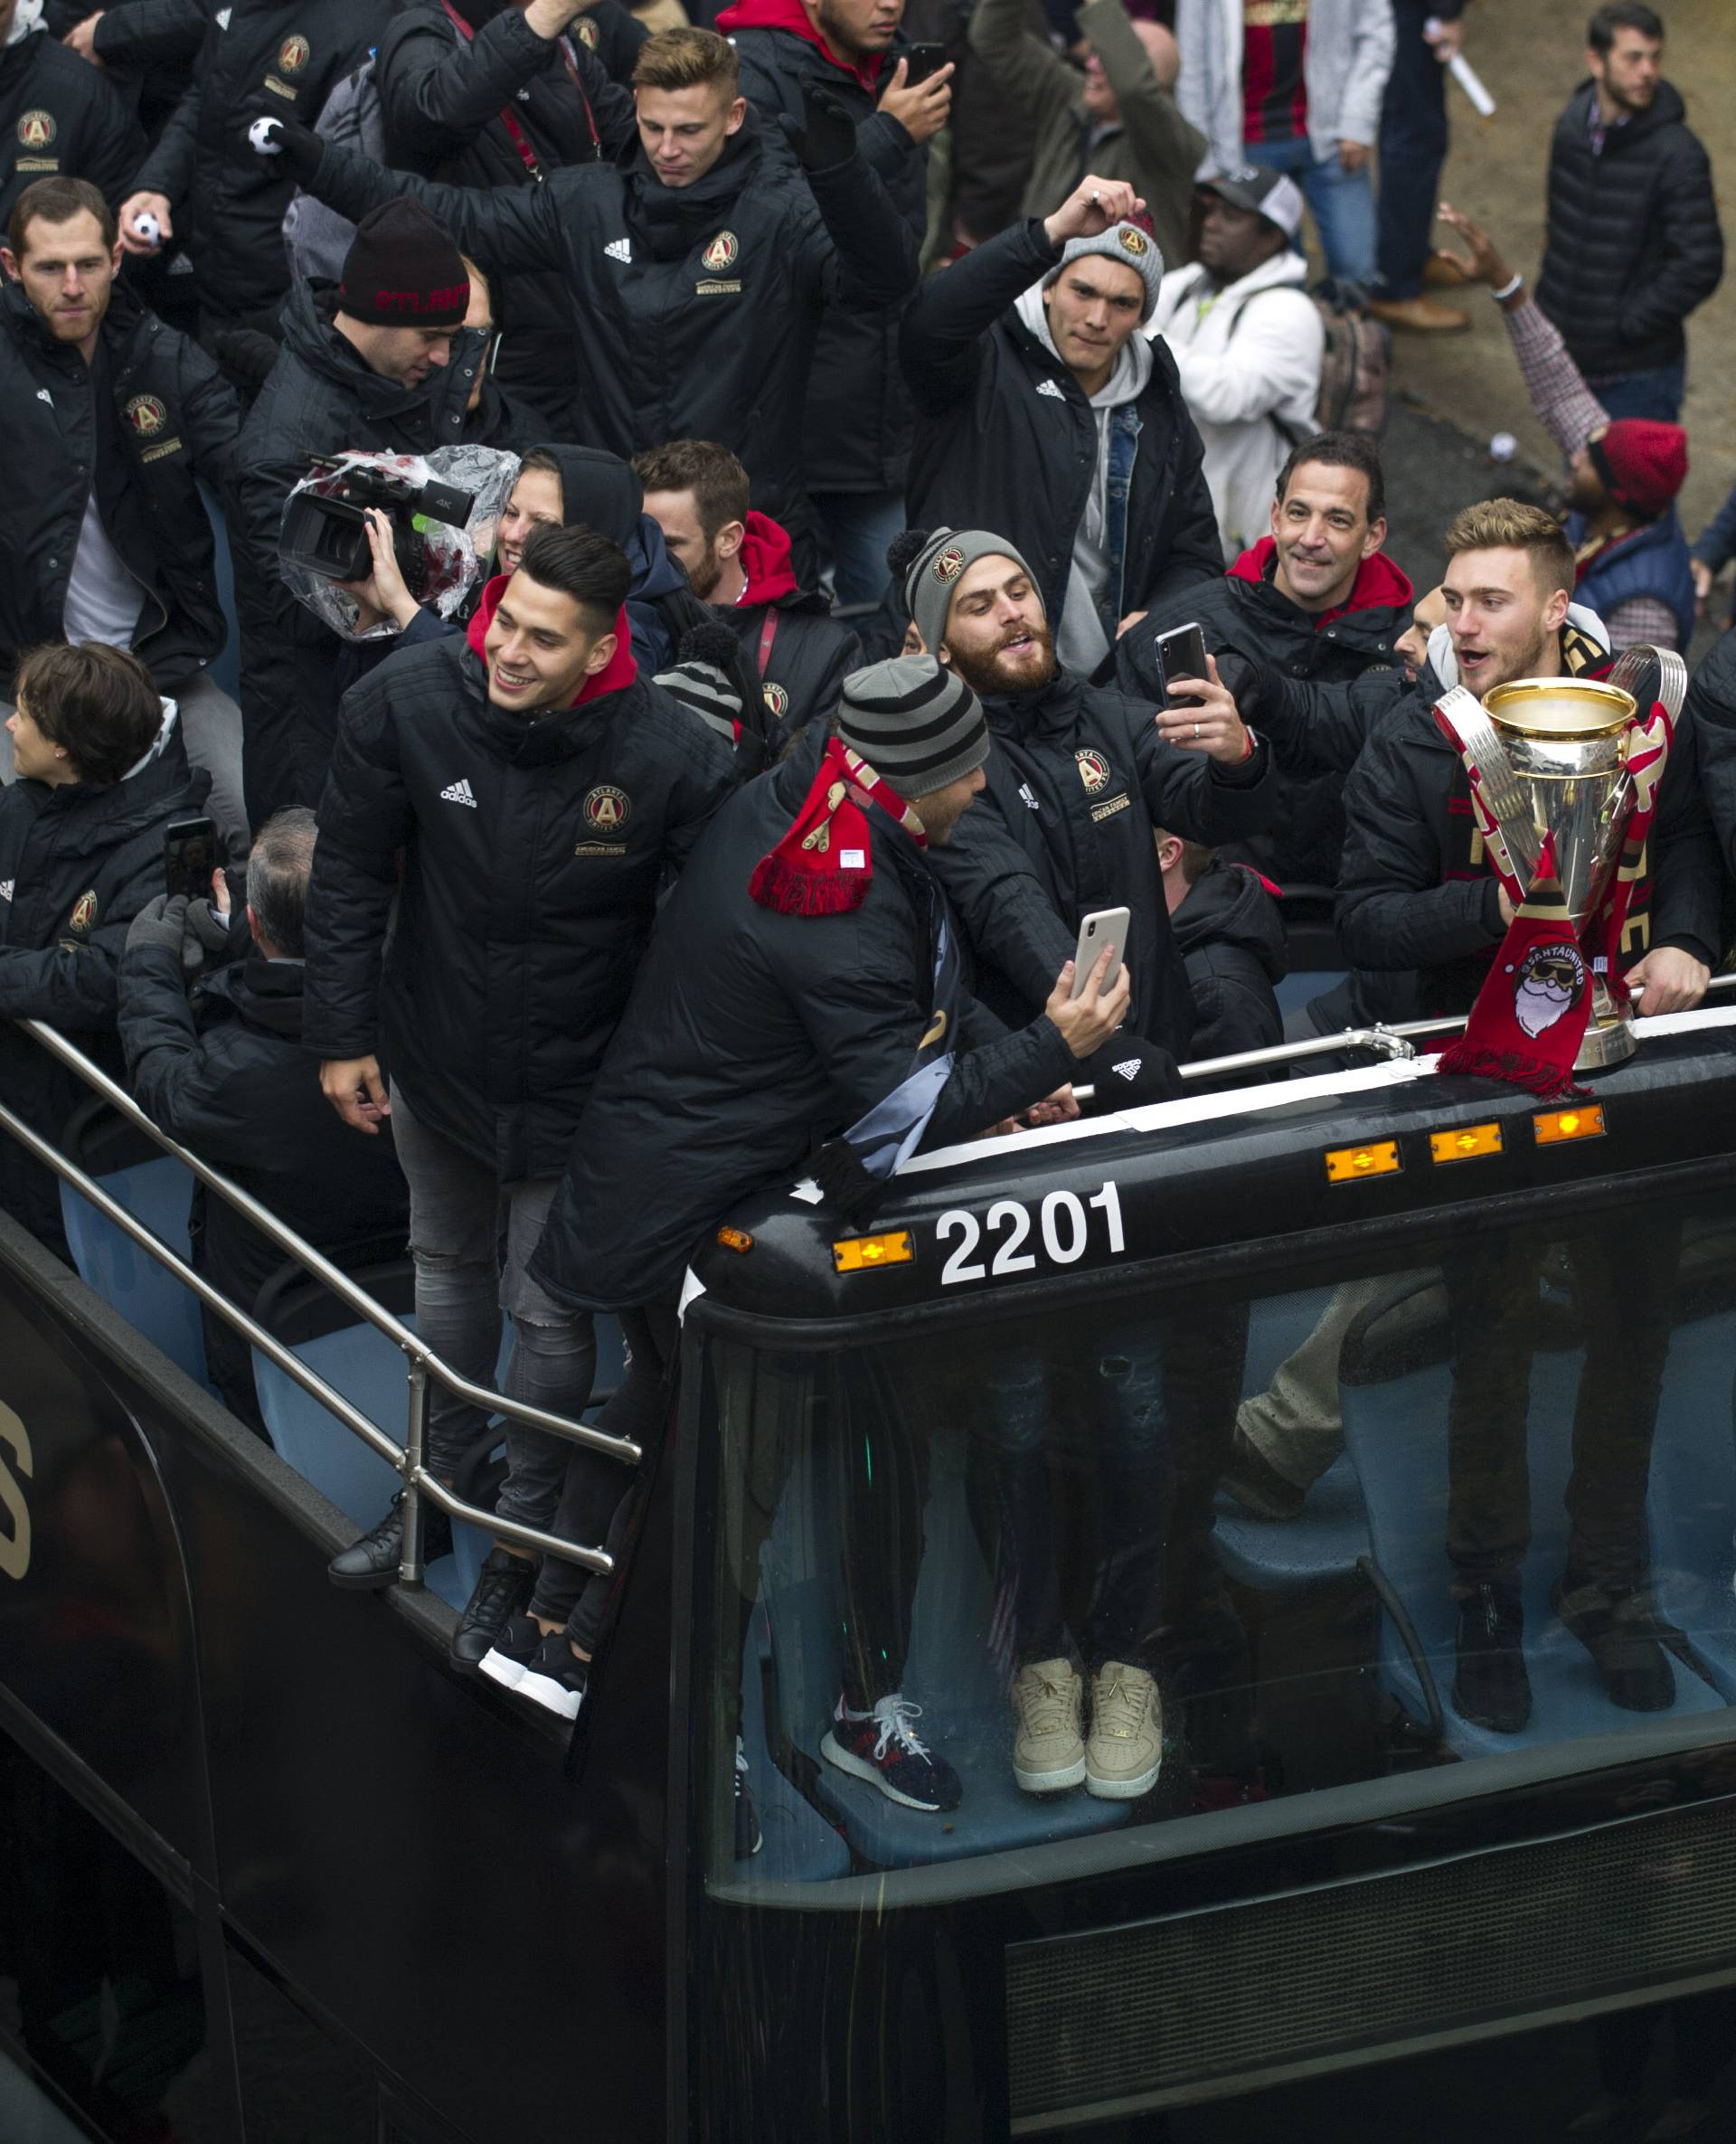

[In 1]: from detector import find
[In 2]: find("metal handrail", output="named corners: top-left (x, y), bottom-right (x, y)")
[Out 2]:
top-left (5, 1020), bottom-right (641, 1588)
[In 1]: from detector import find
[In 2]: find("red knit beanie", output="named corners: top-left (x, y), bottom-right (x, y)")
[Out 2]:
top-left (1589, 420), bottom-right (1688, 519)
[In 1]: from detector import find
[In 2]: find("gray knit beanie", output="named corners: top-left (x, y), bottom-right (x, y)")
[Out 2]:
top-left (898, 526), bottom-right (1041, 660)
top-left (1044, 220), bottom-right (1165, 322)
top-left (838, 656), bottom-right (990, 797)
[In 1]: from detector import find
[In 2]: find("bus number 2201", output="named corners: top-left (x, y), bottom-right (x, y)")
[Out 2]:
top-left (936, 1183), bottom-right (1126, 1285)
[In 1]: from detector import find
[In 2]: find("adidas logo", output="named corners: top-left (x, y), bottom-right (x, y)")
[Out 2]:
top-left (605, 238), bottom-right (632, 264)
top-left (1035, 379), bottom-right (1065, 400)
top-left (0, 882), bottom-right (12, 902)
top-left (1112, 1058), bottom-right (1143, 1081)
top-left (439, 778), bottom-right (477, 808)
top-left (1018, 782), bottom-right (1040, 811)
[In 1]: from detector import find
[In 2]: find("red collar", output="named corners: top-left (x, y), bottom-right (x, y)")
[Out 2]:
top-left (1227, 537), bottom-right (1414, 628)
top-left (712, 0), bottom-right (884, 90)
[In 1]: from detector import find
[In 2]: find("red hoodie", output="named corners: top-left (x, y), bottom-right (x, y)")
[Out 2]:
top-left (713, 0), bottom-right (885, 92)
top-left (467, 578), bottom-right (638, 704)
top-left (1227, 537), bottom-right (1413, 629)
top-left (736, 512), bottom-right (802, 608)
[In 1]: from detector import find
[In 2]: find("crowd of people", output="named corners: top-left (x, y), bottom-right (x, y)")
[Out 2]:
top-left (3, 0), bottom-right (1736, 1884)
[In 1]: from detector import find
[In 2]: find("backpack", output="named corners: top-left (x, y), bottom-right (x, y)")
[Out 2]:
top-left (281, 52), bottom-right (388, 284)
top-left (1227, 276), bottom-right (1391, 446)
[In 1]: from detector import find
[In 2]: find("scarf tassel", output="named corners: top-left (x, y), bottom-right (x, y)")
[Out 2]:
top-left (1436, 1037), bottom-right (1589, 1102)
top-left (748, 851), bottom-right (865, 916)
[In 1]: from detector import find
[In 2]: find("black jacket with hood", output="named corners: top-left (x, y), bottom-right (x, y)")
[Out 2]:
top-left (0, 27), bottom-right (146, 229)
top-left (1535, 78), bottom-right (1723, 381)
top-left (1171, 855), bottom-right (1284, 1064)
top-left (301, 609), bottom-right (737, 1184)
top-left (528, 719), bottom-right (1078, 1311)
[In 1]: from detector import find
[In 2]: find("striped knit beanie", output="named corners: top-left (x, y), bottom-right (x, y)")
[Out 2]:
top-left (837, 656), bottom-right (990, 796)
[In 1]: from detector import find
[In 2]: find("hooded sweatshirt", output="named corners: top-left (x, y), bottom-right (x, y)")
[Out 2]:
top-left (1226, 536), bottom-right (1414, 634)
top-left (1014, 279), bottom-right (1154, 679)
top-left (735, 513), bottom-right (803, 608)
top-left (714, 0), bottom-right (886, 93)
top-left (466, 574), bottom-right (639, 702)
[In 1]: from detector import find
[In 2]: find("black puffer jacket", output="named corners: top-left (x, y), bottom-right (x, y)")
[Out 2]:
top-left (132, 0), bottom-right (396, 324)
top-left (729, 591), bottom-right (859, 738)
top-left (901, 216), bottom-right (1222, 637)
top-left (301, 109), bottom-right (919, 543)
top-left (228, 279), bottom-right (524, 826)
top-left (0, 716), bottom-right (207, 1254)
top-left (0, 280), bottom-right (239, 694)
top-left (1171, 856), bottom-right (1284, 1063)
top-left (55, 0), bottom-right (208, 135)
top-left (1118, 540), bottom-right (1412, 887)
top-left (925, 667), bottom-right (1274, 1056)
top-left (302, 623), bottom-right (737, 1184)
top-left (0, 28), bottom-right (146, 227)
top-left (726, 13), bottom-right (929, 496)
top-left (1535, 79), bottom-right (1724, 380)
top-left (528, 721), bottom-right (1078, 1310)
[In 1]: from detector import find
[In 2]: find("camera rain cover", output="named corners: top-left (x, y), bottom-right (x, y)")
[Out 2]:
top-left (279, 446), bottom-right (520, 644)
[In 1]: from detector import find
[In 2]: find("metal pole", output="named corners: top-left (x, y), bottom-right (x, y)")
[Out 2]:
top-left (400, 1355), bottom-right (429, 1587)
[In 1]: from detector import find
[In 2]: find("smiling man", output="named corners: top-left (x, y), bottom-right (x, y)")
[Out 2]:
top-left (300, 519), bottom-right (735, 1667)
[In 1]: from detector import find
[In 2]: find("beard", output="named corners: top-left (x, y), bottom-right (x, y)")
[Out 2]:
top-left (945, 619), bottom-right (1058, 699)
top-left (687, 539), bottom-right (722, 601)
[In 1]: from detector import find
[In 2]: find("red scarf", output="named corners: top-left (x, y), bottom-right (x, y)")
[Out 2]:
top-left (750, 738), bottom-right (925, 915)
top-left (467, 575), bottom-right (638, 703)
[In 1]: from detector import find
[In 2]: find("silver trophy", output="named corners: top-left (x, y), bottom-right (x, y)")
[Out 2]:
top-left (1434, 647), bottom-right (1686, 1072)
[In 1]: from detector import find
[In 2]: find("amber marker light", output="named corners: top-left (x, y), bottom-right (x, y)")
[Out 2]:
top-left (1533, 1104), bottom-right (1607, 1146)
top-left (1429, 1123), bottom-right (1504, 1164)
top-left (715, 1226), bottom-right (754, 1253)
top-left (833, 1232), bottom-right (914, 1273)
top-left (1324, 1141), bottom-right (1401, 1184)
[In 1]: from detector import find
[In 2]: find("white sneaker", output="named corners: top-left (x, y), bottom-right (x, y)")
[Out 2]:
top-left (1086, 1663), bottom-right (1162, 1799)
top-left (1010, 1658), bottom-right (1086, 1793)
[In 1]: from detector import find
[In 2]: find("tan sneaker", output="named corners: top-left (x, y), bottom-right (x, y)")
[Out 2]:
top-left (1010, 1658), bottom-right (1086, 1793)
top-left (1086, 1663), bottom-right (1162, 1799)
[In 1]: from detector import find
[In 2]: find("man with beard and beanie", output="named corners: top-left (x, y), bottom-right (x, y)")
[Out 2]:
top-left (894, 524), bottom-right (1274, 1072)
top-left (302, 520), bottom-right (735, 1667)
top-left (517, 656), bottom-right (1127, 1801)
top-left (0, 0), bottom-right (144, 231)
top-left (1118, 430), bottom-right (1411, 891)
top-left (228, 196), bottom-right (526, 826)
top-left (901, 174), bottom-right (1222, 685)
top-left (636, 436), bottom-right (860, 739)
top-left (243, 27), bottom-right (919, 575)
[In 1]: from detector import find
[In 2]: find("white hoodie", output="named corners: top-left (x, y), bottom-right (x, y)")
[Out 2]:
top-left (1426, 601), bottom-right (1610, 692)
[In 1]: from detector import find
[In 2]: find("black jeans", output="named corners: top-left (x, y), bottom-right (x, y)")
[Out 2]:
top-left (1376, 1), bottom-right (1451, 300)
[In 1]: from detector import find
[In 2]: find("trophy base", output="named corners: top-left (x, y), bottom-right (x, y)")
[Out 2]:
top-left (1575, 1011), bottom-right (1637, 1072)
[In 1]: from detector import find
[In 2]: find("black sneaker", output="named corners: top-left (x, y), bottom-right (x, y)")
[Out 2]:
top-left (514, 1631), bottom-right (589, 1721)
top-left (734, 1737), bottom-right (762, 1859)
top-left (1554, 1578), bottom-right (1681, 1713)
top-left (820, 1694), bottom-right (962, 1812)
top-left (327, 1491), bottom-right (454, 1591)
top-left (450, 1545), bottom-right (537, 1668)
top-left (1219, 1427), bottom-right (1308, 1522)
top-left (1452, 1582), bottom-right (1532, 1733)
top-left (477, 1614), bottom-right (542, 1693)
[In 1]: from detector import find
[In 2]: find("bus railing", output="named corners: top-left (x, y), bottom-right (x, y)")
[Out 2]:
top-left (3, 1018), bottom-right (642, 1591)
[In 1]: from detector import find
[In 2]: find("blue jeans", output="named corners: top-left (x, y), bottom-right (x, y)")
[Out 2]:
top-left (1584, 359), bottom-right (1687, 423)
top-left (1245, 134), bottom-right (1378, 287)
top-left (1376, 1), bottom-right (1450, 300)
top-left (811, 488), bottom-right (905, 609)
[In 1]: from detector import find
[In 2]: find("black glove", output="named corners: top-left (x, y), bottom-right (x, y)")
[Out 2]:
top-left (782, 87), bottom-right (857, 175)
top-left (241, 103), bottom-right (325, 185)
top-left (1081, 1036), bottom-right (1181, 1110)
top-left (1212, 650), bottom-right (1281, 727)
top-left (125, 893), bottom-right (190, 961)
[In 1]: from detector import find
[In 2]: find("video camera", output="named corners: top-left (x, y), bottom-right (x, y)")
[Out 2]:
top-left (278, 453), bottom-right (477, 600)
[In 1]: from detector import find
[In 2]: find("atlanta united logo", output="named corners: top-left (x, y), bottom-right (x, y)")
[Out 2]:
top-left (278, 33), bottom-right (310, 71)
top-left (68, 891), bottom-right (97, 933)
top-left (1075, 748), bottom-right (1111, 795)
top-left (1508, 940), bottom-right (1586, 1040)
top-left (1118, 227), bottom-right (1148, 254)
top-left (762, 681), bottom-right (788, 721)
top-left (932, 546), bottom-right (966, 585)
top-left (576, 17), bottom-right (598, 44)
top-left (702, 231), bottom-right (738, 272)
top-left (124, 394), bottom-right (168, 437)
top-left (16, 109), bottom-right (55, 151)
top-left (582, 785), bottom-right (630, 838)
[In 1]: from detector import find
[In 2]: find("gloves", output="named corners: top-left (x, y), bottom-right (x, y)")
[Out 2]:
top-left (1212, 650), bottom-right (1280, 727)
top-left (125, 893), bottom-right (190, 960)
top-left (185, 896), bottom-right (234, 959)
top-left (782, 87), bottom-right (857, 175)
top-left (1081, 1036), bottom-right (1181, 1110)
top-left (242, 105), bottom-right (324, 185)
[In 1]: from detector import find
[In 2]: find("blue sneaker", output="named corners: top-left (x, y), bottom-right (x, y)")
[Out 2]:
top-left (820, 1694), bottom-right (961, 1812)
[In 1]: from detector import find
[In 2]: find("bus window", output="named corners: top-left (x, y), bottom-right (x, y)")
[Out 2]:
top-left (694, 1196), bottom-right (1736, 1892)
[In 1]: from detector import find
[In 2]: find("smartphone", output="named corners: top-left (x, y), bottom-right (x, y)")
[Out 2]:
top-left (164, 815), bottom-right (217, 901)
top-left (1155, 621), bottom-right (1209, 710)
top-left (903, 41), bottom-right (948, 82)
top-left (1071, 906), bottom-right (1130, 999)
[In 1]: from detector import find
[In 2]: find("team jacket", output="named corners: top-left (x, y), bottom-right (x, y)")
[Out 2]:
top-left (301, 623), bottom-right (737, 1184)
top-left (0, 279), bottom-right (240, 694)
top-left (301, 107), bottom-right (920, 534)
top-left (0, 27), bottom-right (145, 227)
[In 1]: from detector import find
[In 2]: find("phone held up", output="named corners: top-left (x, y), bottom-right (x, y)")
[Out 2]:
top-left (163, 816), bottom-right (217, 902)
top-left (1153, 622), bottom-right (1208, 711)
top-left (902, 42), bottom-right (948, 82)
top-left (1070, 907), bottom-right (1130, 999)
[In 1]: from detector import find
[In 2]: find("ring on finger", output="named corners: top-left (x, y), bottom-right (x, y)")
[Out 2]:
top-left (1194, 721), bottom-right (1202, 740)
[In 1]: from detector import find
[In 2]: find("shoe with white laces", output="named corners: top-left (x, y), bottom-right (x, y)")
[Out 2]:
top-left (1085, 1663), bottom-right (1163, 1799)
top-left (820, 1692), bottom-right (962, 1812)
top-left (1010, 1657), bottom-right (1086, 1793)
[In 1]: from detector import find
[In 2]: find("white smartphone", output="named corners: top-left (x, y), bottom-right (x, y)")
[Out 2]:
top-left (1071, 906), bottom-right (1130, 998)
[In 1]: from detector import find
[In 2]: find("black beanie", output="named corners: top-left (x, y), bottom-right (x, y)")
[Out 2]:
top-left (339, 200), bottom-right (470, 329)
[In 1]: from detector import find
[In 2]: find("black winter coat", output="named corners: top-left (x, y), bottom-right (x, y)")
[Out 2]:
top-left (0, 280), bottom-right (239, 694)
top-left (0, 723), bottom-right (207, 1253)
top-left (0, 29), bottom-right (145, 228)
top-left (729, 590), bottom-right (860, 738)
top-left (1535, 80), bottom-right (1724, 380)
top-left (304, 111), bottom-right (919, 539)
top-left (1678, 623), bottom-right (1736, 899)
top-left (55, 0), bottom-right (207, 135)
top-left (302, 631), bottom-right (737, 1184)
top-left (228, 279), bottom-right (524, 826)
top-left (729, 20), bottom-right (929, 495)
top-left (1170, 857), bottom-right (1284, 1064)
top-left (901, 217), bottom-right (1223, 634)
top-left (528, 722), bottom-right (1078, 1311)
top-left (132, 0), bottom-right (396, 324)
top-left (1335, 683), bottom-right (1722, 1018)
top-left (925, 667), bottom-right (1274, 1056)
top-left (1118, 544), bottom-right (1411, 887)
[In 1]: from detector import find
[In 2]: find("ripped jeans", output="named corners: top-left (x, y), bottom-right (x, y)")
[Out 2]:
top-left (975, 1328), bottom-right (1173, 1674)
top-left (389, 1088), bottom-right (596, 1532)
